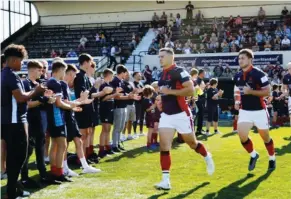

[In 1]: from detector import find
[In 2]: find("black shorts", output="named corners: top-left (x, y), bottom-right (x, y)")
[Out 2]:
top-left (48, 125), bottom-right (67, 138)
top-left (75, 107), bottom-right (93, 129)
top-left (66, 118), bottom-right (82, 142)
top-left (28, 120), bottom-right (44, 138)
top-left (100, 101), bottom-right (114, 124)
top-left (233, 109), bottom-right (239, 116)
top-left (207, 106), bottom-right (219, 122)
top-left (273, 105), bottom-right (279, 112)
top-left (92, 110), bottom-right (100, 127)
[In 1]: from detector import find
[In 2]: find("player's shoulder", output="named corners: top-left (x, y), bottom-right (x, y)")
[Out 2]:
top-left (233, 70), bottom-right (243, 81)
top-left (47, 78), bottom-right (61, 87)
top-left (252, 67), bottom-right (267, 76)
top-left (60, 80), bottom-right (68, 88)
top-left (283, 73), bottom-right (291, 80)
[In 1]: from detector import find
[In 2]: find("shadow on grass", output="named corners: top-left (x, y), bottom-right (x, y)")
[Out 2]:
top-left (202, 171), bottom-right (273, 199)
top-left (1, 173), bottom-right (51, 198)
top-left (221, 131), bottom-right (237, 138)
top-left (275, 139), bottom-right (291, 156)
top-left (147, 192), bottom-right (169, 199)
top-left (168, 182), bottom-right (210, 199)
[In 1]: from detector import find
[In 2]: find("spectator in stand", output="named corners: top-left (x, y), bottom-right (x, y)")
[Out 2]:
top-left (237, 29), bottom-right (246, 44)
top-left (220, 16), bottom-right (225, 27)
top-left (42, 48), bottom-right (50, 58)
top-left (95, 33), bottom-right (100, 43)
top-left (108, 45), bottom-right (118, 70)
top-left (185, 1), bottom-right (194, 20)
top-left (183, 43), bottom-right (192, 54)
top-left (151, 66), bottom-right (160, 81)
top-left (201, 33), bottom-right (210, 48)
top-left (148, 39), bottom-right (159, 55)
top-left (225, 26), bottom-right (232, 39)
top-left (143, 65), bottom-right (152, 85)
top-left (195, 10), bottom-right (205, 26)
top-left (255, 30), bottom-right (263, 45)
top-left (175, 43), bottom-right (183, 54)
top-left (176, 13), bottom-right (182, 28)
top-left (209, 33), bottom-right (219, 51)
top-left (248, 17), bottom-right (257, 29)
top-left (263, 30), bottom-right (272, 43)
top-left (101, 46), bottom-right (108, 56)
top-left (78, 35), bottom-right (88, 50)
top-left (264, 41), bottom-right (272, 51)
top-left (223, 65), bottom-right (232, 77)
top-left (281, 6), bottom-right (289, 22)
top-left (217, 22), bottom-right (225, 40)
top-left (57, 49), bottom-right (66, 58)
top-left (221, 39), bottom-right (230, 52)
top-left (192, 44), bottom-right (199, 54)
top-left (273, 36), bottom-right (281, 50)
top-left (156, 30), bottom-right (165, 49)
top-left (100, 31), bottom-right (106, 44)
top-left (193, 25), bottom-right (200, 35)
top-left (229, 36), bottom-right (239, 47)
top-left (213, 63), bottom-right (224, 77)
top-left (275, 26), bottom-right (283, 38)
top-left (257, 18), bottom-right (265, 31)
top-left (230, 43), bottom-right (237, 52)
top-left (281, 35), bottom-right (291, 50)
top-left (283, 25), bottom-right (291, 39)
top-left (226, 15), bottom-right (235, 28)
top-left (165, 38), bottom-right (174, 48)
top-left (160, 12), bottom-right (167, 27)
top-left (213, 17), bottom-right (218, 32)
top-left (234, 15), bottom-right (243, 28)
top-left (252, 42), bottom-right (260, 52)
top-left (152, 12), bottom-right (159, 29)
top-left (165, 26), bottom-right (173, 40)
top-left (51, 49), bottom-right (57, 58)
top-left (200, 43), bottom-right (206, 53)
top-left (258, 7), bottom-right (266, 21)
top-left (129, 33), bottom-right (137, 49)
top-left (66, 48), bottom-right (78, 57)
top-left (168, 13), bottom-right (175, 27)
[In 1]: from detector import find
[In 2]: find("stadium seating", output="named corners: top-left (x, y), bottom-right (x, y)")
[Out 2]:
top-left (23, 21), bottom-right (150, 58)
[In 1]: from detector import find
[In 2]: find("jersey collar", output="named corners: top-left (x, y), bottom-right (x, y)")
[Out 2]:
top-left (243, 65), bottom-right (253, 80)
top-left (163, 64), bottom-right (176, 72)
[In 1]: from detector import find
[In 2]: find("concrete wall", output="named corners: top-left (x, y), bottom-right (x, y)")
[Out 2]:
top-left (32, 1), bottom-right (290, 25)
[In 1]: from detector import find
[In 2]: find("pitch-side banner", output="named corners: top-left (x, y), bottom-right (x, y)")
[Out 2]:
top-left (174, 54), bottom-right (283, 69)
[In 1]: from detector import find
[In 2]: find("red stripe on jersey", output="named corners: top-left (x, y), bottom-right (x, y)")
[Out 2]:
top-left (243, 65), bottom-right (253, 80)
top-left (256, 84), bottom-right (267, 109)
top-left (176, 81), bottom-right (190, 116)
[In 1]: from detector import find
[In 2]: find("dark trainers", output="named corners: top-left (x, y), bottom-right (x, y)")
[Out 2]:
top-left (112, 147), bottom-right (121, 153)
top-left (40, 176), bottom-right (62, 185)
top-left (268, 160), bottom-right (276, 171)
top-left (248, 153), bottom-right (259, 171)
top-left (55, 175), bottom-right (73, 182)
top-left (106, 149), bottom-right (116, 155)
top-left (21, 178), bottom-right (41, 189)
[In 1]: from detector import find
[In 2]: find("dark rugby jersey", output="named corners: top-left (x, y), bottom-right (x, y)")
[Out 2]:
top-left (207, 88), bottom-right (219, 107)
top-left (23, 78), bottom-right (49, 124)
top-left (158, 65), bottom-right (191, 115)
top-left (46, 78), bottom-right (65, 127)
top-left (1, 67), bottom-right (27, 124)
top-left (283, 73), bottom-right (291, 96)
top-left (233, 66), bottom-right (269, 111)
top-left (133, 81), bottom-right (144, 104)
top-left (123, 81), bottom-right (134, 105)
top-left (142, 98), bottom-right (155, 121)
top-left (271, 91), bottom-right (279, 108)
top-left (111, 76), bottom-right (127, 108)
top-left (60, 81), bottom-right (75, 122)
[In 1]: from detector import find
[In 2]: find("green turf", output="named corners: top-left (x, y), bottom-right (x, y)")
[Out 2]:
top-left (1, 127), bottom-right (291, 199)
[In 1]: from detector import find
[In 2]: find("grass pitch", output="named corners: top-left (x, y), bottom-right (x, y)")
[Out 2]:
top-left (1, 127), bottom-right (291, 199)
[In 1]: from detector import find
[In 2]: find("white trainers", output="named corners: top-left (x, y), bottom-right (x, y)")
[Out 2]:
top-left (233, 130), bottom-right (238, 133)
top-left (120, 134), bottom-right (127, 142)
top-left (82, 166), bottom-right (101, 174)
top-left (64, 169), bottom-right (79, 177)
top-left (205, 153), bottom-right (215, 175)
top-left (139, 133), bottom-right (146, 136)
top-left (127, 135), bottom-right (133, 140)
top-left (205, 131), bottom-right (210, 136)
top-left (155, 179), bottom-right (171, 190)
top-left (132, 134), bottom-right (139, 139)
top-left (44, 156), bottom-right (50, 163)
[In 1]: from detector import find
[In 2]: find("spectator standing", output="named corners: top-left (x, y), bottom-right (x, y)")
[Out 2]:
top-left (152, 12), bottom-right (159, 29)
top-left (50, 49), bottom-right (57, 58)
top-left (281, 35), bottom-right (291, 50)
top-left (168, 13), bottom-right (175, 27)
top-left (213, 17), bottom-right (218, 32)
top-left (66, 49), bottom-right (78, 58)
top-left (143, 65), bottom-right (152, 85)
top-left (195, 10), bottom-right (205, 25)
top-left (57, 49), bottom-right (66, 58)
top-left (101, 46), bottom-right (108, 56)
top-left (234, 15), bottom-right (243, 28)
top-left (176, 13), bottom-right (182, 28)
top-left (95, 33), bottom-right (100, 43)
top-left (226, 15), bottom-right (235, 28)
top-left (151, 66), bottom-right (160, 81)
top-left (129, 33), bottom-right (137, 50)
top-left (281, 6), bottom-right (289, 22)
top-left (108, 45), bottom-right (118, 70)
top-left (148, 39), bottom-right (159, 55)
top-left (185, 1), bottom-right (194, 20)
top-left (160, 12), bottom-right (167, 27)
top-left (258, 7), bottom-right (266, 21)
top-left (100, 31), bottom-right (106, 44)
top-left (78, 35), bottom-right (88, 50)
top-left (42, 49), bottom-right (50, 58)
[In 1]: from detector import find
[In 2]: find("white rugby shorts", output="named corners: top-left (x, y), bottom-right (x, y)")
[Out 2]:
top-left (238, 109), bottom-right (269, 130)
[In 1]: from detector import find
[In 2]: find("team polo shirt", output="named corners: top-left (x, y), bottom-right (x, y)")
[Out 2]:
top-left (1, 67), bottom-right (27, 124)
top-left (158, 64), bottom-right (191, 115)
top-left (111, 76), bottom-right (127, 108)
top-left (233, 66), bottom-right (269, 111)
top-left (207, 88), bottom-right (219, 107)
top-left (123, 81), bottom-right (134, 105)
top-left (46, 78), bottom-right (65, 127)
top-left (283, 73), bottom-right (291, 96)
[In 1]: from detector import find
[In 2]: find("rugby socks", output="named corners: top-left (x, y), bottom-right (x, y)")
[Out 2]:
top-left (105, 145), bottom-right (111, 151)
top-left (63, 160), bottom-right (69, 172)
top-left (51, 165), bottom-right (57, 175)
top-left (90, 145), bottom-right (94, 155)
top-left (147, 142), bottom-right (151, 148)
top-left (233, 119), bottom-right (238, 131)
top-left (265, 139), bottom-right (275, 160)
top-left (242, 138), bottom-right (257, 158)
top-left (56, 168), bottom-right (63, 176)
top-left (160, 151), bottom-right (171, 171)
top-left (80, 157), bottom-right (89, 169)
top-left (195, 142), bottom-right (208, 157)
top-left (99, 145), bottom-right (104, 152)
